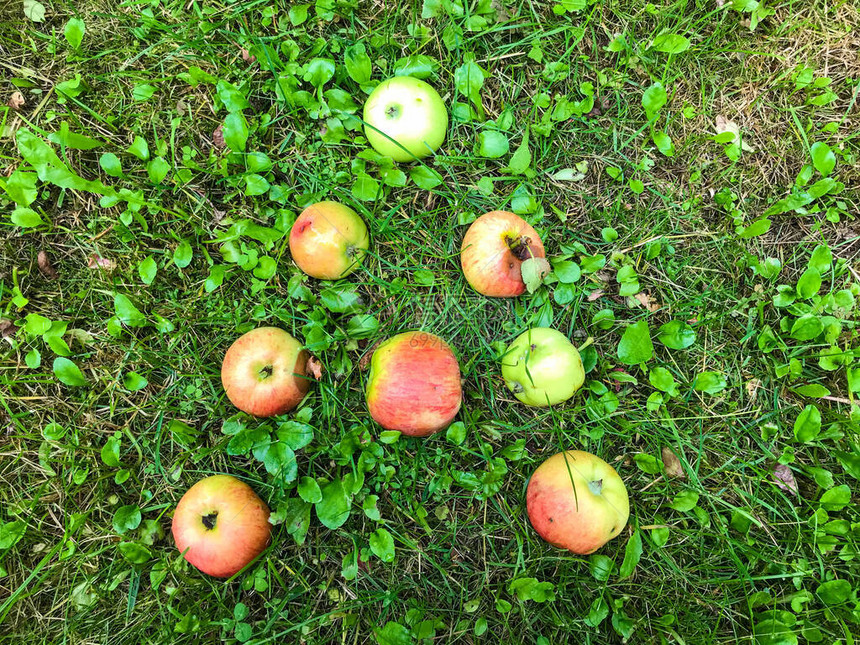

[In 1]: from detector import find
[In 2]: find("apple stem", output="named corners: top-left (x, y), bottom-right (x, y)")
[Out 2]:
top-left (259, 364), bottom-right (273, 379)
top-left (578, 337), bottom-right (594, 352)
top-left (505, 234), bottom-right (533, 261)
top-left (202, 512), bottom-right (218, 530)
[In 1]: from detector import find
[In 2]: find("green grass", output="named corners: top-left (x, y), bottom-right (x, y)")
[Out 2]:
top-left (1, 0), bottom-right (859, 643)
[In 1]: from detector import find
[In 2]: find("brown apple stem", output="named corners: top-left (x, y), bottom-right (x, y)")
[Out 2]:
top-left (505, 234), bottom-right (533, 261)
top-left (202, 512), bottom-right (218, 530)
top-left (578, 337), bottom-right (594, 352)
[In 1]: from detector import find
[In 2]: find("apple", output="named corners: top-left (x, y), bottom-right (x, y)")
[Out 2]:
top-left (365, 331), bottom-right (462, 436)
top-left (501, 327), bottom-right (584, 406)
top-left (460, 211), bottom-right (546, 297)
top-left (527, 450), bottom-right (629, 554)
top-left (172, 474), bottom-right (271, 577)
top-left (289, 201), bottom-right (369, 280)
top-left (221, 327), bottom-right (311, 417)
top-left (363, 77), bottom-right (448, 162)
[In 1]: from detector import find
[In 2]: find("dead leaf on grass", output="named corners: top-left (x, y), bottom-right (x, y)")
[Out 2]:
top-left (587, 290), bottom-right (605, 301)
top-left (0, 318), bottom-right (18, 338)
top-left (745, 378), bottom-right (761, 401)
top-left (8, 91), bottom-right (25, 110)
top-left (633, 292), bottom-right (660, 312)
top-left (772, 464), bottom-right (798, 495)
top-left (212, 124), bottom-right (225, 149)
top-left (661, 447), bottom-right (685, 478)
top-left (715, 115), bottom-right (755, 152)
top-left (306, 356), bottom-right (323, 379)
top-left (241, 48), bottom-right (256, 63)
top-left (87, 253), bottom-right (116, 271)
top-left (38, 250), bottom-right (58, 279)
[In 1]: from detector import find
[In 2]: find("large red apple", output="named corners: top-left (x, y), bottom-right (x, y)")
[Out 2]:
top-left (527, 450), bottom-right (629, 554)
top-left (289, 201), bottom-right (369, 280)
top-left (221, 327), bottom-right (311, 417)
top-left (460, 211), bottom-right (546, 297)
top-left (365, 331), bottom-right (462, 437)
top-left (172, 474), bottom-right (271, 578)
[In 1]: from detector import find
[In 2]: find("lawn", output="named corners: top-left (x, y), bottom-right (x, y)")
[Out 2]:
top-left (1, 0), bottom-right (859, 643)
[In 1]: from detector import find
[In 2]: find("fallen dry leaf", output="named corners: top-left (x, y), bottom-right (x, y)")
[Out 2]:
top-left (241, 48), bottom-right (256, 63)
top-left (745, 378), bottom-right (761, 401)
top-left (661, 447), bottom-right (685, 478)
top-left (306, 356), bottom-right (323, 379)
top-left (0, 318), bottom-right (18, 338)
top-left (8, 91), bottom-right (25, 110)
top-left (715, 115), bottom-right (755, 152)
top-left (772, 464), bottom-right (798, 495)
top-left (87, 253), bottom-right (117, 271)
top-left (587, 290), bottom-right (605, 302)
top-left (212, 124), bottom-right (225, 149)
top-left (38, 250), bottom-right (58, 279)
top-left (633, 292), bottom-right (660, 312)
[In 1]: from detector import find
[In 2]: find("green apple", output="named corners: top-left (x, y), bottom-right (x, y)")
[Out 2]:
top-left (363, 77), bottom-right (447, 162)
top-left (501, 327), bottom-right (584, 406)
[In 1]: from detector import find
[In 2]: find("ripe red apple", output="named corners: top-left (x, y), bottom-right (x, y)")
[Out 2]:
top-left (365, 331), bottom-right (462, 437)
top-left (172, 474), bottom-right (271, 578)
top-left (460, 211), bottom-right (546, 297)
top-left (221, 327), bottom-right (311, 417)
top-left (527, 450), bottom-right (629, 554)
top-left (289, 201), bottom-right (369, 280)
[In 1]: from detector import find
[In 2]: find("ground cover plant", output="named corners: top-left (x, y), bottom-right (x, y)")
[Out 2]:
top-left (1, 0), bottom-right (859, 642)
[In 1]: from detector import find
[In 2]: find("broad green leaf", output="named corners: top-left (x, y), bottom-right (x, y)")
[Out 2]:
top-left (820, 485), bottom-right (850, 511)
top-left (810, 141), bottom-right (836, 176)
top-left (642, 83), bottom-right (667, 121)
top-left (651, 34), bottom-right (690, 54)
top-left (409, 165), bottom-right (444, 190)
top-left (374, 622), bottom-right (411, 645)
top-left (344, 43), bottom-right (372, 84)
top-left (315, 479), bottom-right (351, 530)
top-left (834, 449), bottom-right (860, 480)
top-left (589, 554), bottom-right (615, 581)
top-left (739, 218), bottom-right (771, 238)
top-left (23, 0), bottom-right (45, 22)
top-left (261, 442), bottom-right (297, 482)
top-left (112, 505), bottom-right (141, 534)
top-left (506, 127), bottom-right (531, 174)
top-left (146, 157), bottom-right (170, 184)
top-left (508, 578), bottom-right (555, 603)
top-left (476, 131), bottom-right (509, 158)
top-left (101, 435), bottom-right (121, 467)
top-left (633, 453), bottom-right (661, 474)
top-left (118, 542), bottom-right (151, 564)
top-left (297, 477), bottom-right (322, 504)
top-left (363, 495), bottom-right (381, 521)
top-left (25, 348), bottom-right (41, 368)
top-left (815, 579), bottom-right (851, 605)
top-left (173, 240), bottom-right (193, 268)
top-left (789, 315), bottom-right (822, 341)
top-left (795, 267), bottom-right (821, 299)
top-left (446, 421), bottom-right (467, 445)
top-left (64, 17), bottom-right (85, 49)
top-left (694, 371), bottom-right (727, 394)
top-left (277, 421), bottom-right (314, 450)
top-left (454, 55), bottom-right (486, 116)
top-left (127, 136), bottom-right (149, 161)
top-left (114, 294), bottom-right (146, 327)
top-left (11, 207), bottom-right (43, 227)
top-left (369, 528), bottom-right (395, 562)
top-left (351, 172), bottom-right (379, 201)
top-left (649, 367), bottom-right (679, 396)
top-left (347, 314), bottom-right (379, 339)
top-left (99, 153), bottom-right (123, 177)
top-left (809, 244), bottom-right (832, 273)
top-left (123, 371), bottom-right (148, 391)
top-left (53, 357), bottom-right (87, 386)
top-left (521, 257), bottom-right (551, 293)
top-left (303, 58), bottom-right (336, 88)
top-left (244, 173), bottom-right (270, 196)
top-left (793, 405), bottom-right (821, 442)
top-left (216, 80), bottom-right (249, 112)
top-left (132, 84), bottom-right (157, 102)
top-left (138, 256), bottom-right (157, 285)
top-left (669, 490), bottom-right (699, 512)
top-left (223, 113), bottom-right (249, 152)
top-left (0, 521), bottom-right (26, 550)
top-left (320, 286), bottom-right (362, 313)
top-left (619, 530), bottom-right (642, 578)
top-left (393, 55), bottom-right (439, 79)
top-left (618, 320), bottom-right (654, 365)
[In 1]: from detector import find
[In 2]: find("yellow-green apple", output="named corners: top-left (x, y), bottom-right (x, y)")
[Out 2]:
top-left (501, 327), bottom-right (584, 406)
top-left (460, 211), bottom-right (546, 297)
top-left (365, 331), bottom-right (461, 436)
top-left (363, 77), bottom-right (447, 162)
top-left (221, 327), bottom-right (311, 417)
top-left (289, 201), bottom-right (369, 280)
top-left (527, 450), bottom-right (629, 554)
top-left (172, 474), bottom-right (271, 577)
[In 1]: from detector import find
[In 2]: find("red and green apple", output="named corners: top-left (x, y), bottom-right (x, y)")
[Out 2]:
top-left (172, 474), bottom-right (271, 577)
top-left (527, 450), bottom-right (629, 554)
top-left (221, 327), bottom-right (311, 417)
top-left (289, 201), bottom-right (369, 280)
